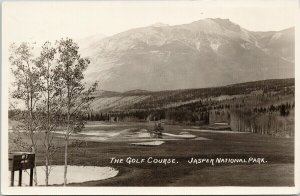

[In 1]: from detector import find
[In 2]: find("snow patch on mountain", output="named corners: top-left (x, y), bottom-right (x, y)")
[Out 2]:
top-left (77, 18), bottom-right (294, 91)
top-left (271, 32), bottom-right (283, 40)
top-left (195, 41), bottom-right (201, 51)
top-left (210, 41), bottom-right (220, 52)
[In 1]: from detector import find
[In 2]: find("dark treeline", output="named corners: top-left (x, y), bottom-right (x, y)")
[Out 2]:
top-left (230, 105), bottom-right (294, 137)
top-left (85, 92), bottom-right (294, 137)
top-left (126, 78), bottom-right (294, 110)
top-left (82, 112), bottom-right (110, 121)
top-left (10, 78), bottom-right (294, 138)
top-left (82, 109), bottom-right (210, 124)
top-left (253, 102), bottom-right (294, 116)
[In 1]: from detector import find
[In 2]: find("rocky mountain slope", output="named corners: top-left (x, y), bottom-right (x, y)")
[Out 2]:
top-left (80, 18), bottom-right (294, 91)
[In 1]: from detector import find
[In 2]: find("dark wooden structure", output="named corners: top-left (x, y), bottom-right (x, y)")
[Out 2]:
top-left (9, 152), bottom-right (35, 186)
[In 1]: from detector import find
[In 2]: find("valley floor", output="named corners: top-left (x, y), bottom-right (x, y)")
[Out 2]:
top-left (9, 121), bottom-right (294, 186)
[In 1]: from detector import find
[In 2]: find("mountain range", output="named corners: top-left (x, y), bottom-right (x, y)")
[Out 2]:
top-left (79, 18), bottom-right (294, 91)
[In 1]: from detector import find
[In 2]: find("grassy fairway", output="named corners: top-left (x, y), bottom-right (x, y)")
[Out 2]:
top-left (9, 121), bottom-right (294, 186)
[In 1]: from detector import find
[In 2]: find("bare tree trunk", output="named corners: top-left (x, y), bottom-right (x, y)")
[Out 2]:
top-left (45, 64), bottom-right (50, 186)
top-left (29, 89), bottom-right (38, 186)
top-left (45, 100), bottom-right (50, 185)
top-left (31, 145), bottom-right (38, 186)
top-left (45, 143), bottom-right (49, 186)
top-left (64, 85), bottom-right (70, 186)
top-left (29, 119), bottom-right (37, 186)
top-left (64, 133), bottom-right (68, 186)
top-left (64, 122), bottom-right (69, 186)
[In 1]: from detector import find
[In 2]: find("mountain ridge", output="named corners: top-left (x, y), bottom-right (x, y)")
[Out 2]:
top-left (80, 18), bottom-right (294, 91)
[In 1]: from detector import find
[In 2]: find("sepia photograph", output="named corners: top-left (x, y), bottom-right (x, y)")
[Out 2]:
top-left (1, 0), bottom-right (299, 195)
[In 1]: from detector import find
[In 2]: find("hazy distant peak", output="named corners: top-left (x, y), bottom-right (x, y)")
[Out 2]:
top-left (77, 33), bottom-right (106, 51)
top-left (151, 22), bottom-right (169, 27)
top-left (209, 18), bottom-right (231, 23)
top-left (210, 18), bottom-right (241, 30)
top-left (77, 33), bottom-right (106, 43)
top-left (189, 18), bottom-right (241, 31)
top-left (280, 26), bottom-right (295, 33)
top-left (191, 18), bottom-right (232, 24)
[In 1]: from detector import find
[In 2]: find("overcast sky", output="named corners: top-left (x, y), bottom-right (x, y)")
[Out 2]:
top-left (3, 0), bottom-right (298, 45)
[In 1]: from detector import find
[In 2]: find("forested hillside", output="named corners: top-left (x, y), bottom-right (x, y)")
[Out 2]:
top-left (86, 78), bottom-right (294, 137)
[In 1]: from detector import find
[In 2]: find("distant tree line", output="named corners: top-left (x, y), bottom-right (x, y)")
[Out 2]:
top-left (128, 78), bottom-right (294, 110)
top-left (253, 102), bottom-right (294, 116)
top-left (80, 79), bottom-right (295, 138)
top-left (82, 113), bottom-right (110, 121)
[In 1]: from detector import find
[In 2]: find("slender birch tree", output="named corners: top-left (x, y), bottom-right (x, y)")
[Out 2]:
top-left (9, 42), bottom-right (42, 185)
top-left (35, 41), bottom-right (64, 186)
top-left (56, 38), bottom-right (97, 186)
top-left (10, 39), bottom-right (97, 186)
